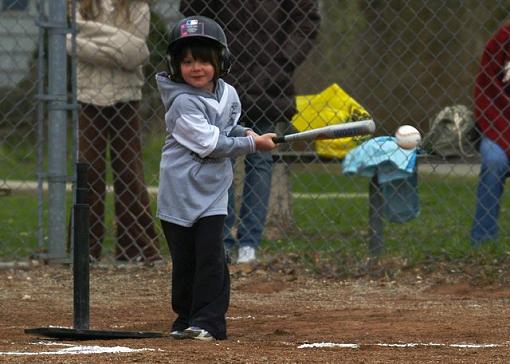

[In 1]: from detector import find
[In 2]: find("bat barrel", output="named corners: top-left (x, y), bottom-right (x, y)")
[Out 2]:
top-left (331, 119), bottom-right (376, 138)
top-left (274, 119), bottom-right (375, 143)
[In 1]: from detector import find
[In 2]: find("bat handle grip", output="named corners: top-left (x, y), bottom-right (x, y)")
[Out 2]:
top-left (272, 136), bottom-right (285, 144)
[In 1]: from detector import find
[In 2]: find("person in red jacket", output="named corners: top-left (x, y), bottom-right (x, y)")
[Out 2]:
top-left (471, 23), bottom-right (510, 246)
top-left (179, 0), bottom-right (321, 263)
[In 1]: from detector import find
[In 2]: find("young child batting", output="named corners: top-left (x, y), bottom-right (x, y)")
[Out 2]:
top-left (155, 16), bottom-right (277, 341)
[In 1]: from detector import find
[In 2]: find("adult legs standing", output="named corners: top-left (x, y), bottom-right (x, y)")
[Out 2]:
top-left (237, 150), bottom-right (273, 248)
top-left (470, 137), bottom-right (509, 245)
top-left (78, 103), bottom-right (108, 260)
top-left (224, 122), bottom-right (274, 262)
top-left (109, 101), bottom-right (160, 261)
top-left (78, 102), bottom-right (159, 261)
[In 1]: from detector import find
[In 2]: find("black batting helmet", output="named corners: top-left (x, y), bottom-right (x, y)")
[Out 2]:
top-left (167, 16), bottom-right (232, 76)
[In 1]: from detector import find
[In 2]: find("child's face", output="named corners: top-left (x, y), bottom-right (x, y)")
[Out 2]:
top-left (180, 50), bottom-right (215, 92)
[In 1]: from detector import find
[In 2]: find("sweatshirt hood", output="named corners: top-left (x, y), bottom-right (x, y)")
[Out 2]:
top-left (155, 72), bottom-right (221, 111)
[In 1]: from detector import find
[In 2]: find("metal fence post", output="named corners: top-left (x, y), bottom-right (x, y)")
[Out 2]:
top-left (368, 175), bottom-right (384, 257)
top-left (35, 1), bottom-right (47, 253)
top-left (46, 0), bottom-right (69, 262)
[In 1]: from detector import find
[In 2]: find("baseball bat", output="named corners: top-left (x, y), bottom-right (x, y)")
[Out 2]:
top-left (272, 119), bottom-right (376, 144)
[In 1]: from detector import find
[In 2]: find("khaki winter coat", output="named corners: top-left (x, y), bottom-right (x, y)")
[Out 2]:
top-left (67, 0), bottom-right (150, 106)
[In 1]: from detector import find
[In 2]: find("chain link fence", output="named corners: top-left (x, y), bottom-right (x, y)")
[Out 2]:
top-left (1, 0), bottom-right (509, 271)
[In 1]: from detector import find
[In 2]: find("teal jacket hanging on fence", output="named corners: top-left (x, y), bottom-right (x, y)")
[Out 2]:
top-left (342, 136), bottom-right (416, 183)
top-left (342, 136), bottom-right (419, 223)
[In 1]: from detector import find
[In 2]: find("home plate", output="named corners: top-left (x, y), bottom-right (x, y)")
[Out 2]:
top-left (0, 341), bottom-right (160, 356)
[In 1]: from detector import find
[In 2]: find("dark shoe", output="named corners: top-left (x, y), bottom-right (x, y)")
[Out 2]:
top-left (170, 330), bottom-right (188, 340)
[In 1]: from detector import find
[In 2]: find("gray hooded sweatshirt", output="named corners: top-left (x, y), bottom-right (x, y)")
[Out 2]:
top-left (155, 72), bottom-right (256, 227)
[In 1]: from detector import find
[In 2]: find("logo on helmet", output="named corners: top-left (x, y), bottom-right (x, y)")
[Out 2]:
top-left (180, 19), bottom-right (203, 37)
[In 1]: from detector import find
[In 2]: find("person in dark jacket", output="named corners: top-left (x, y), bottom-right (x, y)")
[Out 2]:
top-left (471, 23), bottom-right (510, 246)
top-left (180, 0), bottom-right (321, 263)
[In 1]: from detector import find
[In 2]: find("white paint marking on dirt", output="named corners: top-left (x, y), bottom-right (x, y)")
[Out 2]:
top-left (298, 342), bottom-right (506, 349)
top-left (376, 342), bottom-right (504, 349)
top-left (1, 342), bottom-right (158, 356)
top-left (377, 343), bottom-right (435, 348)
top-left (450, 343), bottom-right (501, 348)
top-left (33, 341), bottom-right (73, 346)
top-left (227, 315), bottom-right (256, 320)
top-left (298, 343), bottom-right (360, 349)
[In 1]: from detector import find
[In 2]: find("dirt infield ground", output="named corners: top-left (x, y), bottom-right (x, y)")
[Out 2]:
top-left (1, 261), bottom-right (510, 363)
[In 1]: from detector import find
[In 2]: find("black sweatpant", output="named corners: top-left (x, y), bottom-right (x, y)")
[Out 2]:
top-left (161, 215), bottom-right (230, 340)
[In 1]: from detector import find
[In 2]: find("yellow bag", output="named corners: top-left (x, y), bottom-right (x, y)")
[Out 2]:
top-left (291, 83), bottom-right (372, 158)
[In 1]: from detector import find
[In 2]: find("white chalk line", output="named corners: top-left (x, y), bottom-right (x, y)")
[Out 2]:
top-left (3, 339), bottom-right (502, 356)
top-left (227, 315), bottom-right (256, 320)
top-left (6, 180), bottom-right (366, 199)
top-left (292, 192), bottom-right (367, 199)
top-left (226, 315), bottom-right (288, 320)
top-left (298, 341), bottom-right (507, 349)
top-left (0, 341), bottom-right (161, 356)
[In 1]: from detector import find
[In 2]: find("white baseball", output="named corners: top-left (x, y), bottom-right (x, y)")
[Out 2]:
top-left (395, 125), bottom-right (421, 149)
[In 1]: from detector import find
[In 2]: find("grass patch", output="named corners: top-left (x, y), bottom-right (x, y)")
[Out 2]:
top-left (0, 189), bottom-right (165, 260)
top-left (4, 131), bottom-right (510, 282)
top-left (0, 191), bottom-right (41, 258)
top-left (262, 168), bottom-right (510, 280)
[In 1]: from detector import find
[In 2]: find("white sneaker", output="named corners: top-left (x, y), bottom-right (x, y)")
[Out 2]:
top-left (237, 246), bottom-right (256, 264)
top-left (183, 326), bottom-right (214, 341)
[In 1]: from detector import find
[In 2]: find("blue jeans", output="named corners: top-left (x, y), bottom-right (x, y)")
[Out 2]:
top-left (224, 146), bottom-right (274, 250)
top-left (470, 137), bottom-right (509, 245)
